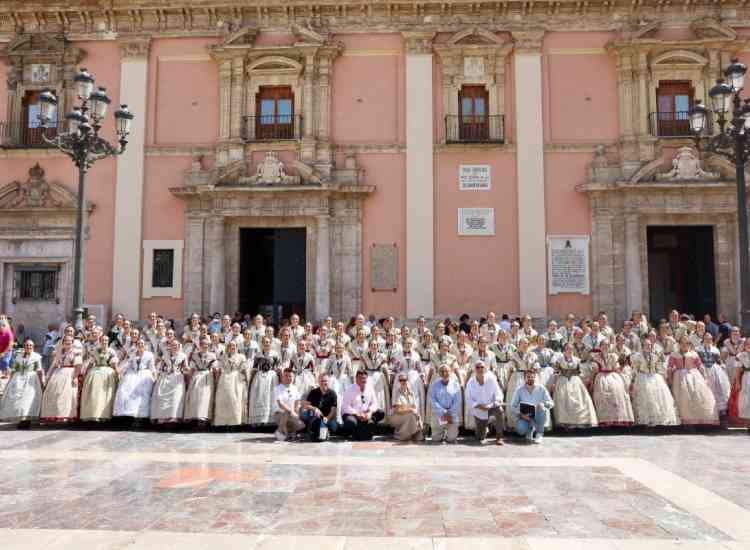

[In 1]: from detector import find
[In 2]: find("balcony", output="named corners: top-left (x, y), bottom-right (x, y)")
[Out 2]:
top-left (0, 120), bottom-right (61, 149)
top-left (445, 115), bottom-right (504, 144)
top-left (648, 111), bottom-right (712, 139)
top-left (241, 115), bottom-right (303, 142)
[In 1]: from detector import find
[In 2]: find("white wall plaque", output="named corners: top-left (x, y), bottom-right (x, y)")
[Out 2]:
top-left (30, 64), bottom-right (50, 83)
top-left (458, 208), bottom-right (495, 236)
top-left (547, 235), bottom-right (590, 295)
top-left (459, 164), bottom-right (491, 191)
top-left (464, 57), bottom-right (485, 79)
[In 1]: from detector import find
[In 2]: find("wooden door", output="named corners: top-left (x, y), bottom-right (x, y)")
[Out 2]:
top-left (656, 81), bottom-right (693, 136)
top-left (256, 86), bottom-right (294, 140)
top-left (458, 85), bottom-right (489, 141)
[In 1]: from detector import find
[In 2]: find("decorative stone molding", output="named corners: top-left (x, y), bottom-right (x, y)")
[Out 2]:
top-left (403, 32), bottom-right (435, 55)
top-left (243, 152), bottom-right (300, 185)
top-left (171, 179), bottom-right (374, 321)
top-left (0, 163), bottom-right (92, 213)
top-left (579, 171), bottom-right (741, 325)
top-left (1, 33), bottom-right (85, 146)
top-left (656, 147), bottom-right (719, 181)
top-left (434, 28), bottom-right (513, 144)
top-left (511, 30), bottom-right (545, 54)
top-left (119, 37), bottom-right (151, 60)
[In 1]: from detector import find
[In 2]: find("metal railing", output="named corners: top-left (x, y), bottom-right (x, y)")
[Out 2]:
top-left (0, 119), bottom-right (63, 148)
top-left (241, 115), bottom-right (303, 142)
top-left (648, 111), bottom-right (712, 138)
top-left (445, 115), bottom-right (504, 143)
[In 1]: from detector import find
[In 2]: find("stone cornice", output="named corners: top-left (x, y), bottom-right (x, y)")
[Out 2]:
top-left (402, 31), bottom-right (435, 55)
top-left (511, 30), bottom-right (545, 54)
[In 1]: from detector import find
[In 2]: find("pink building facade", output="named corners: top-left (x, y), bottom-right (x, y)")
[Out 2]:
top-left (1, 1), bottom-right (748, 339)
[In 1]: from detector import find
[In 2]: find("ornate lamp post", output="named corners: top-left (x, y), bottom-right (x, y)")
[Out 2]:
top-left (689, 58), bottom-right (750, 333)
top-left (36, 67), bottom-right (135, 330)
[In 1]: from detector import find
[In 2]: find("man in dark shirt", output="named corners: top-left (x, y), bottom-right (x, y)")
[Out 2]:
top-left (704, 314), bottom-right (719, 339)
top-left (303, 373), bottom-right (338, 441)
top-left (717, 313), bottom-right (732, 346)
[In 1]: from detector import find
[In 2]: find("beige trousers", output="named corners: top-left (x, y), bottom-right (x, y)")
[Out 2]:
top-left (275, 411), bottom-right (305, 434)
top-left (389, 411), bottom-right (422, 441)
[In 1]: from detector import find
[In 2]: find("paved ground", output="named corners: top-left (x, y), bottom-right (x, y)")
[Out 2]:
top-left (1, 425), bottom-right (750, 549)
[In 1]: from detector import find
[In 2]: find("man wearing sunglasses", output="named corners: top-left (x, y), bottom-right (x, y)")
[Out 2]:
top-left (341, 370), bottom-right (385, 440)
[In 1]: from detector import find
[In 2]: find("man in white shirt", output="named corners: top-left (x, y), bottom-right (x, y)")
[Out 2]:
top-left (465, 361), bottom-right (505, 445)
top-left (341, 370), bottom-right (385, 440)
top-left (511, 369), bottom-right (554, 444)
top-left (273, 368), bottom-right (305, 441)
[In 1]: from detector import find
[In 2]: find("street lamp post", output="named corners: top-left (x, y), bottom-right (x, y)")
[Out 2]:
top-left (37, 67), bottom-right (134, 331)
top-left (690, 58), bottom-right (750, 333)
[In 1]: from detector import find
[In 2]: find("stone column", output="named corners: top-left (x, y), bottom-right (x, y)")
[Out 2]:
top-left (403, 31), bottom-right (436, 318)
top-left (218, 58), bottom-right (232, 143)
top-left (184, 215), bottom-right (205, 316)
top-left (512, 31), bottom-right (547, 318)
top-left (315, 215), bottom-right (331, 321)
top-left (205, 217), bottom-right (226, 314)
top-left (624, 214), bottom-right (642, 317)
top-left (229, 57), bottom-right (244, 139)
top-left (636, 52), bottom-right (649, 137)
top-left (112, 37), bottom-right (150, 321)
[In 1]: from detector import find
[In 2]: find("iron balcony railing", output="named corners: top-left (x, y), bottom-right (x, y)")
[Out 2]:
top-left (648, 110), bottom-right (713, 138)
top-left (241, 115), bottom-right (303, 142)
top-left (0, 119), bottom-right (63, 148)
top-left (445, 115), bottom-right (504, 144)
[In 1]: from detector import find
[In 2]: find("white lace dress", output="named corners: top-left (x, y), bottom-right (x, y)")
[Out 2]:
top-left (630, 351), bottom-right (679, 426)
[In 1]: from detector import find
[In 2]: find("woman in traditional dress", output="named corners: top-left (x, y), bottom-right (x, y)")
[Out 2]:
top-left (348, 328), bottom-right (369, 374)
top-left (80, 335), bottom-right (119, 422)
top-left (182, 313), bottom-right (202, 344)
top-left (362, 339), bottom-right (390, 419)
top-left (150, 338), bottom-right (188, 424)
top-left (729, 337), bottom-right (750, 426)
top-left (520, 315), bottom-right (538, 341)
top-left (213, 340), bottom-right (250, 428)
top-left (509, 321), bottom-right (521, 346)
top-left (613, 333), bottom-right (634, 387)
top-left (239, 328), bottom-right (259, 363)
top-left (722, 327), bottom-right (744, 382)
top-left (113, 338), bottom-right (156, 423)
top-left (391, 338), bottom-right (426, 419)
top-left (630, 339), bottom-right (679, 427)
top-left (209, 331), bottom-right (226, 359)
top-left (489, 330), bottom-right (516, 392)
top-left (314, 326), bottom-right (335, 366)
top-left (590, 340), bottom-right (634, 427)
top-left (248, 335), bottom-right (280, 426)
top-left (277, 327), bottom-right (296, 370)
top-left (695, 332), bottom-right (731, 420)
top-left (184, 336), bottom-right (217, 425)
top-left (545, 321), bottom-right (564, 353)
top-left (416, 331), bottom-right (438, 383)
top-left (551, 343), bottom-right (598, 429)
top-left (669, 335), bottom-right (719, 426)
top-left (504, 338), bottom-right (539, 431)
top-left (532, 334), bottom-right (556, 390)
top-left (291, 339), bottom-right (317, 400)
top-left (324, 342), bottom-right (353, 423)
top-left (389, 372), bottom-right (423, 442)
top-left (41, 335), bottom-right (81, 423)
top-left (248, 314), bottom-right (266, 346)
top-left (383, 331), bottom-right (403, 370)
top-left (0, 339), bottom-right (44, 425)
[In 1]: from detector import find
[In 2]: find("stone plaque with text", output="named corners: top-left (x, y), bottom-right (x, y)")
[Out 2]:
top-left (547, 235), bottom-right (590, 295)
top-left (371, 243), bottom-right (398, 291)
top-left (458, 208), bottom-right (495, 236)
top-left (459, 164), bottom-right (491, 191)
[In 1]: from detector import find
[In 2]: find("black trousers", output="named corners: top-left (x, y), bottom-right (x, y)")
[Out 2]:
top-left (342, 410), bottom-right (385, 441)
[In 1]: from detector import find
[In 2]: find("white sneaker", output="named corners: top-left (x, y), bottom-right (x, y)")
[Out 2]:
top-left (525, 429), bottom-right (535, 443)
top-left (274, 430), bottom-right (287, 442)
top-left (533, 433), bottom-right (543, 444)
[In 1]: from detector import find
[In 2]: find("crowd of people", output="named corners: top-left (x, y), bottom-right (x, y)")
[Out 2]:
top-left (0, 308), bottom-right (749, 445)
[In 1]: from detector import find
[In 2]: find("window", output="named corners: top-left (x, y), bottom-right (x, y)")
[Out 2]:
top-left (655, 81), bottom-right (693, 137)
top-left (152, 249), bottom-right (175, 288)
top-left (459, 85), bottom-right (489, 141)
top-left (16, 266), bottom-right (58, 301)
top-left (256, 86), bottom-right (294, 140)
top-left (142, 240), bottom-right (183, 298)
top-left (21, 90), bottom-right (58, 146)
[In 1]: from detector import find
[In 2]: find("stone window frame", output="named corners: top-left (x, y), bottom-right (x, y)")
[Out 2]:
top-left (434, 28), bottom-right (513, 144)
top-left (647, 49), bottom-right (710, 137)
top-left (1, 34), bottom-right (84, 148)
top-left (142, 240), bottom-right (183, 299)
top-left (244, 55), bottom-right (304, 142)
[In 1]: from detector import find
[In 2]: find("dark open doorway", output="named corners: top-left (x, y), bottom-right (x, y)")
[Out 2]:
top-left (647, 226), bottom-right (716, 322)
top-left (239, 228), bottom-right (306, 325)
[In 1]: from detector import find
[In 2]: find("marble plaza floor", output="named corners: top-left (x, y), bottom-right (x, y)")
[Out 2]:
top-left (1, 426), bottom-right (750, 549)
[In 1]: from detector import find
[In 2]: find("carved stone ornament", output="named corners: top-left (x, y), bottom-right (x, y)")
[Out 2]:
top-left (0, 163), bottom-right (87, 210)
top-left (245, 152), bottom-right (300, 186)
top-left (402, 32), bottom-right (435, 55)
top-left (656, 147), bottom-right (719, 181)
top-left (119, 37), bottom-right (150, 60)
top-left (511, 30), bottom-right (545, 54)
